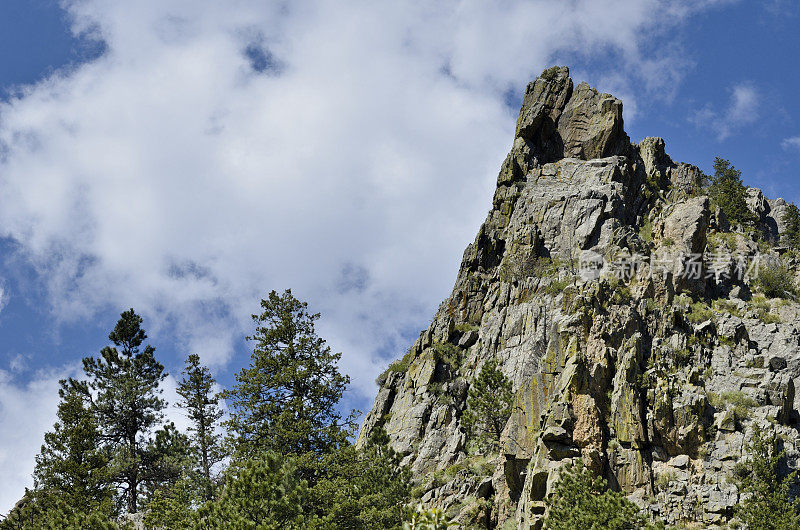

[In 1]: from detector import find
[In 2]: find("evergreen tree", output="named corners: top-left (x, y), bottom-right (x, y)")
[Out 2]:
top-left (177, 354), bottom-right (224, 500)
top-left (0, 492), bottom-right (120, 530)
top-left (141, 422), bottom-right (194, 504)
top-left (195, 452), bottom-right (307, 529)
top-left (544, 461), bottom-right (660, 530)
top-left (782, 202), bottom-right (800, 248)
top-left (734, 425), bottom-right (800, 529)
top-left (80, 309), bottom-right (166, 513)
top-left (708, 157), bottom-right (757, 227)
top-left (142, 476), bottom-right (197, 530)
top-left (224, 289), bottom-right (355, 465)
top-left (32, 380), bottom-right (115, 516)
top-left (461, 358), bottom-right (514, 450)
top-left (308, 426), bottom-right (411, 529)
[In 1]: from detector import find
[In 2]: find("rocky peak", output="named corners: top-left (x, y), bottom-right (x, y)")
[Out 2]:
top-left (360, 66), bottom-right (800, 529)
top-left (514, 66), bottom-right (628, 164)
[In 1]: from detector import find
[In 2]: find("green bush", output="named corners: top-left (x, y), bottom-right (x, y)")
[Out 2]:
top-left (545, 278), bottom-right (571, 295)
top-left (432, 342), bottom-right (460, 367)
top-left (376, 350), bottom-right (416, 385)
top-left (708, 391), bottom-right (758, 421)
top-left (686, 301), bottom-right (713, 323)
top-left (754, 259), bottom-right (797, 299)
top-left (712, 299), bottom-right (741, 317)
top-left (639, 218), bottom-right (654, 243)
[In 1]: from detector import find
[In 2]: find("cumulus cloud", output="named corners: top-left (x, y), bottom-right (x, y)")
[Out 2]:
top-left (0, 0), bottom-right (730, 511)
top-left (0, 367), bottom-right (70, 512)
top-left (690, 82), bottom-right (760, 140)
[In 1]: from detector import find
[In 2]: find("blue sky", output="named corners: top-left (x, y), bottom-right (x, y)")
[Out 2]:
top-left (0, 0), bottom-right (799, 512)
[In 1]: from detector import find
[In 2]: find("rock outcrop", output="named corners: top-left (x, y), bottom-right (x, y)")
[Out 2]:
top-left (360, 66), bottom-right (800, 529)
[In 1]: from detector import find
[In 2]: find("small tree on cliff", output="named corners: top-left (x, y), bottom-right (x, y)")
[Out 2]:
top-left (782, 202), bottom-right (800, 248)
top-left (461, 358), bottom-right (514, 450)
top-left (733, 425), bottom-right (800, 529)
top-left (709, 157), bottom-right (757, 227)
top-left (545, 460), bottom-right (660, 530)
top-left (224, 289), bottom-right (356, 469)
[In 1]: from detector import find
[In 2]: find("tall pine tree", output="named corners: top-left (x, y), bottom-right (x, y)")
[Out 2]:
top-left (81, 309), bottom-right (166, 513)
top-left (224, 289), bottom-right (355, 466)
top-left (177, 354), bottom-right (224, 500)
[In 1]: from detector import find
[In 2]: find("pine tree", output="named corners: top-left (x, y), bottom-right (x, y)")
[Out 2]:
top-left (177, 354), bottom-right (224, 500)
top-left (81, 308), bottom-right (166, 513)
top-left (224, 289), bottom-right (355, 466)
top-left (195, 452), bottom-right (307, 529)
top-left (544, 461), bottom-right (660, 530)
top-left (782, 202), bottom-right (800, 248)
top-left (0, 493), bottom-right (120, 530)
top-left (734, 425), bottom-right (800, 529)
top-left (32, 381), bottom-right (115, 515)
top-left (308, 426), bottom-right (411, 528)
top-left (141, 422), bottom-right (194, 504)
top-left (461, 358), bottom-right (514, 450)
top-left (709, 157), bottom-right (757, 227)
top-left (142, 476), bottom-right (197, 530)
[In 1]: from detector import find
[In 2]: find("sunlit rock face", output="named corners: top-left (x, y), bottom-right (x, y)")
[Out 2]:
top-left (360, 66), bottom-right (800, 529)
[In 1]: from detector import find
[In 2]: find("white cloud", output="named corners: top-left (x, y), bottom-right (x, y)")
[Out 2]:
top-left (0, 0), bottom-right (730, 511)
top-left (782, 136), bottom-right (800, 150)
top-left (0, 367), bottom-right (70, 514)
top-left (690, 82), bottom-right (760, 140)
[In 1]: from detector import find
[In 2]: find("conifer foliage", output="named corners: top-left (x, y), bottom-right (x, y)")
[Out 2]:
top-left (782, 202), bottom-right (800, 248)
top-left (461, 358), bottom-right (514, 450)
top-left (176, 353), bottom-right (225, 500)
top-left (544, 461), bottom-right (660, 530)
top-left (708, 157), bottom-right (757, 227)
top-left (80, 309), bottom-right (167, 513)
top-left (733, 426), bottom-right (800, 529)
top-left (2, 294), bottom-right (411, 529)
top-left (224, 289), bottom-right (355, 460)
top-left (32, 382), bottom-right (114, 515)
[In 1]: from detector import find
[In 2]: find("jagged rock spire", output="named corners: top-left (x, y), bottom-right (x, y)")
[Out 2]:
top-left (514, 66), bottom-right (628, 163)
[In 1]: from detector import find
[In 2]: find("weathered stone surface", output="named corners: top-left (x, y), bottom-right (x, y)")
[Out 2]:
top-left (359, 66), bottom-right (800, 529)
top-left (557, 82), bottom-right (628, 160)
top-left (661, 197), bottom-right (710, 254)
top-left (515, 66), bottom-right (572, 162)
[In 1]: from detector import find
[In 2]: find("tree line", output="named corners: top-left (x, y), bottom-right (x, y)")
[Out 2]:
top-left (0, 290), bottom-right (410, 529)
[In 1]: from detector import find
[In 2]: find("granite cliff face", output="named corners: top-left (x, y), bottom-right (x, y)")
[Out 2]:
top-left (359, 66), bottom-right (800, 529)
